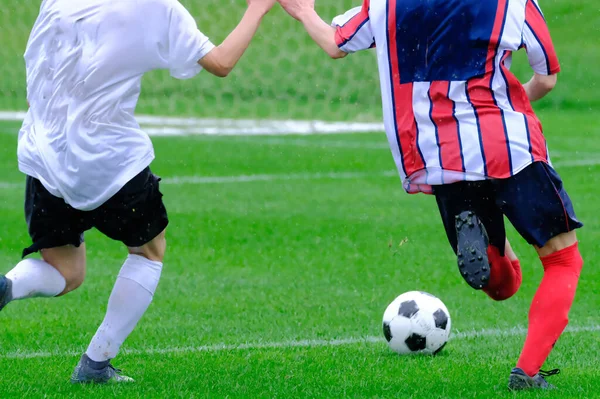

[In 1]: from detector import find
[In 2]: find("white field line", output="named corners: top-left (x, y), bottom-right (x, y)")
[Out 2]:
top-left (233, 136), bottom-right (390, 149)
top-left (3, 325), bottom-right (598, 360)
top-left (0, 182), bottom-right (21, 189)
top-left (0, 158), bottom-right (599, 190)
top-left (162, 171), bottom-right (398, 185)
top-left (0, 171), bottom-right (399, 191)
top-left (0, 111), bottom-right (384, 135)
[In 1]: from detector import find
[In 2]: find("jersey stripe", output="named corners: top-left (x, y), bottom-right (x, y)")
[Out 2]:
top-left (426, 86), bottom-right (444, 172)
top-left (384, 0), bottom-right (406, 178)
top-left (449, 82), bottom-right (485, 177)
top-left (525, 0), bottom-right (560, 74)
top-left (429, 81), bottom-right (464, 172)
top-left (335, 1), bottom-right (371, 48)
top-left (500, 61), bottom-right (548, 162)
top-left (466, 0), bottom-right (511, 177)
top-left (388, 0), bottom-right (425, 177)
top-left (414, 82), bottom-right (441, 178)
top-left (500, 51), bottom-right (534, 164)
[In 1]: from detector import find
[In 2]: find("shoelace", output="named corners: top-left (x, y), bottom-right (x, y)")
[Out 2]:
top-left (538, 368), bottom-right (560, 377)
top-left (108, 364), bottom-right (123, 374)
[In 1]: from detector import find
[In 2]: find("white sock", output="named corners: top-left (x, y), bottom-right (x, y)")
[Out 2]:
top-left (86, 254), bottom-right (163, 362)
top-left (5, 258), bottom-right (66, 300)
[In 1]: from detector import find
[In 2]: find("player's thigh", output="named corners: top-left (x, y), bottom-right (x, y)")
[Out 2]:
top-left (433, 180), bottom-right (505, 253)
top-left (128, 229), bottom-right (167, 262)
top-left (41, 244), bottom-right (87, 294)
top-left (536, 231), bottom-right (578, 258)
top-left (495, 162), bottom-right (583, 250)
top-left (93, 167), bottom-right (169, 262)
top-left (24, 176), bottom-right (89, 294)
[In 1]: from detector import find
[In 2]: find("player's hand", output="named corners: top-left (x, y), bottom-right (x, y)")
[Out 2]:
top-left (247, 0), bottom-right (276, 16)
top-left (277, 0), bottom-right (315, 21)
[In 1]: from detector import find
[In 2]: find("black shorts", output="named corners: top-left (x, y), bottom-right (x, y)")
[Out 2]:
top-left (23, 167), bottom-right (169, 257)
top-left (434, 162), bottom-right (582, 254)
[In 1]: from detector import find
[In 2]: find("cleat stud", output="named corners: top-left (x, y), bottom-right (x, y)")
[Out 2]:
top-left (477, 255), bottom-right (483, 261)
top-left (482, 266), bottom-right (488, 271)
top-left (471, 249), bottom-right (476, 254)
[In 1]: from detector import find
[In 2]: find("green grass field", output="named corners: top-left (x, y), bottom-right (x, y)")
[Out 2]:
top-left (1, 108), bottom-right (599, 398)
top-left (1, 0), bottom-right (600, 397)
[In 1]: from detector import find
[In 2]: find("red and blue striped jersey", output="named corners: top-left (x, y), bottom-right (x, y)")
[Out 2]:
top-left (333, 0), bottom-right (560, 194)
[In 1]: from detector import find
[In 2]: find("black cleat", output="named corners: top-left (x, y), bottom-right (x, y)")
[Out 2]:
top-left (71, 354), bottom-right (134, 384)
top-left (455, 211), bottom-right (490, 289)
top-left (508, 367), bottom-right (559, 391)
top-left (0, 275), bottom-right (13, 312)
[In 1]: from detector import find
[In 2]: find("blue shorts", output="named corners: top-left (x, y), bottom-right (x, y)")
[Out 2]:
top-left (433, 162), bottom-right (583, 253)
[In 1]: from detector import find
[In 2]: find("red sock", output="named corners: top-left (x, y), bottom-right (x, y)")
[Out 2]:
top-left (516, 243), bottom-right (584, 377)
top-left (483, 246), bottom-right (522, 301)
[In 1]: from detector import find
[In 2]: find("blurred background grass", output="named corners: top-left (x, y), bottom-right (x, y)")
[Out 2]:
top-left (0, 0), bottom-right (598, 120)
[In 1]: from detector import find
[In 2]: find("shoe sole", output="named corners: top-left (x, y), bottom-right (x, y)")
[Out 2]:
top-left (71, 376), bottom-right (135, 384)
top-left (455, 211), bottom-right (490, 290)
top-left (0, 276), bottom-right (12, 312)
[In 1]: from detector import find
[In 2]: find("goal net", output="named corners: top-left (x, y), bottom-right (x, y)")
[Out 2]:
top-left (0, 1), bottom-right (382, 126)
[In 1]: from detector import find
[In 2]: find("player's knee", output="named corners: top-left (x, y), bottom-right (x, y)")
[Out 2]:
top-left (53, 259), bottom-right (86, 295)
top-left (536, 231), bottom-right (578, 258)
top-left (129, 230), bottom-right (167, 262)
top-left (41, 247), bottom-right (86, 295)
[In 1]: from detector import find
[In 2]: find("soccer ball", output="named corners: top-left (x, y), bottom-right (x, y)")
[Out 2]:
top-left (382, 291), bottom-right (451, 355)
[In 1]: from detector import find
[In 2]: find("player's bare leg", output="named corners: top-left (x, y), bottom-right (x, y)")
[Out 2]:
top-left (509, 231), bottom-right (582, 390)
top-left (0, 244), bottom-right (86, 311)
top-left (71, 230), bottom-right (166, 384)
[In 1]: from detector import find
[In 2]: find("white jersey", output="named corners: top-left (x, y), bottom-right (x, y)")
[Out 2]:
top-left (18, 0), bottom-right (215, 210)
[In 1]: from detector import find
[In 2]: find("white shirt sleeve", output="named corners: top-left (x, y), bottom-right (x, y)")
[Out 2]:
top-left (331, 2), bottom-right (375, 54)
top-left (164, 1), bottom-right (215, 79)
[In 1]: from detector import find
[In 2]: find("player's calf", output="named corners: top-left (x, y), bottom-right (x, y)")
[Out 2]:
top-left (1, 256), bottom-right (74, 310)
top-left (516, 239), bottom-right (583, 378)
top-left (482, 245), bottom-right (522, 301)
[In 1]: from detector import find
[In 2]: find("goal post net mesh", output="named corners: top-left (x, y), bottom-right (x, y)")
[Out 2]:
top-left (0, 1), bottom-right (382, 123)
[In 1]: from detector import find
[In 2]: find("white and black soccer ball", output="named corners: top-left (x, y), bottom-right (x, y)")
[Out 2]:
top-left (382, 291), bottom-right (451, 355)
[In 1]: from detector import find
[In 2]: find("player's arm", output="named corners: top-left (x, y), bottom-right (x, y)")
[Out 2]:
top-left (522, 74), bottom-right (557, 102)
top-left (278, 0), bottom-right (374, 59)
top-left (288, 8), bottom-right (346, 59)
top-left (521, 0), bottom-right (559, 102)
top-left (200, 1), bottom-right (275, 77)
